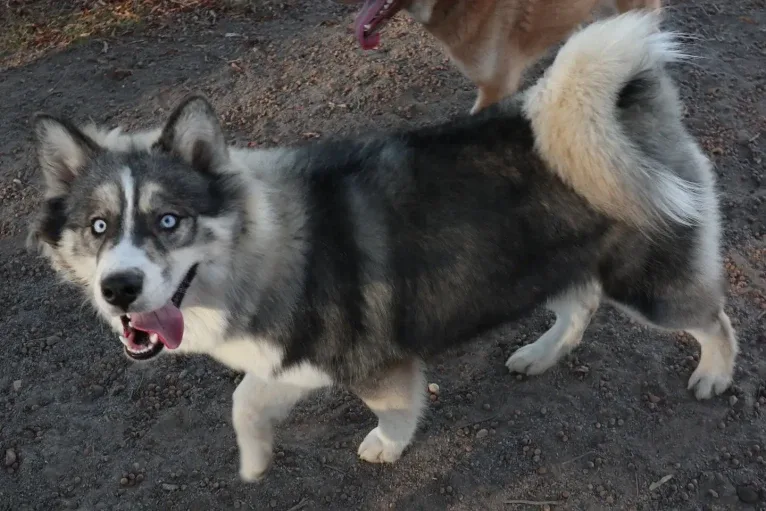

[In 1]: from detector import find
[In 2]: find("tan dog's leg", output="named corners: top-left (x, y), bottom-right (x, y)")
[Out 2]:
top-left (472, 84), bottom-right (504, 114)
top-left (615, 0), bottom-right (661, 11)
top-left (470, 58), bottom-right (528, 115)
top-left (353, 358), bottom-right (426, 464)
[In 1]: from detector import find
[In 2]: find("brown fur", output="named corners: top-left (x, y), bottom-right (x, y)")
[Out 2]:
top-left (406, 0), bottom-right (661, 113)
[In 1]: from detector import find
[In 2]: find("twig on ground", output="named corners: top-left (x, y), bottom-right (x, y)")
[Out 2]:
top-left (453, 414), bottom-right (499, 430)
top-left (560, 450), bottom-right (596, 466)
top-left (649, 474), bottom-right (674, 492)
top-left (505, 499), bottom-right (563, 506)
top-left (285, 498), bottom-right (310, 511)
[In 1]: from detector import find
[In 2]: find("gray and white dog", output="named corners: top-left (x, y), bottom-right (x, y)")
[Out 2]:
top-left (28, 12), bottom-right (737, 481)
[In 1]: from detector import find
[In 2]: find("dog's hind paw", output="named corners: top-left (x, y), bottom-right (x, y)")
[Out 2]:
top-left (358, 427), bottom-right (406, 464)
top-left (687, 366), bottom-right (732, 400)
top-left (505, 342), bottom-right (559, 375)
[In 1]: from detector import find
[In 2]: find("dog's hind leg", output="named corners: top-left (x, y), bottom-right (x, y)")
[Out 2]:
top-left (352, 358), bottom-right (426, 464)
top-left (605, 261), bottom-right (737, 400)
top-left (232, 372), bottom-right (325, 482)
top-left (506, 282), bottom-right (601, 375)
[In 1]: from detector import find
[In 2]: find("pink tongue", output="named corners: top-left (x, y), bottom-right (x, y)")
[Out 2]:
top-left (131, 304), bottom-right (184, 350)
top-left (354, 0), bottom-right (384, 50)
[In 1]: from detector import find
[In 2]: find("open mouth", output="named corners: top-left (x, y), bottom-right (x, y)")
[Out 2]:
top-left (119, 264), bottom-right (198, 361)
top-left (354, 0), bottom-right (403, 50)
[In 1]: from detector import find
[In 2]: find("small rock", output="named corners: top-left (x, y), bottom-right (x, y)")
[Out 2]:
top-left (4, 449), bottom-right (17, 467)
top-left (476, 429), bottom-right (488, 439)
top-left (12, 380), bottom-right (21, 392)
top-left (427, 383), bottom-right (440, 395)
top-left (648, 393), bottom-right (661, 404)
top-left (46, 335), bottom-right (61, 347)
top-left (537, 466), bottom-right (548, 475)
top-left (736, 485), bottom-right (759, 504)
top-left (162, 483), bottom-right (179, 491)
top-left (729, 395), bottom-right (739, 407)
top-left (708, 489), bottom-right (719, 498)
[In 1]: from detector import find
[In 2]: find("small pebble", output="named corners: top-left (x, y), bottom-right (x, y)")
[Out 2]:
top-left (162, 483), bottom-right (179, 491)
top-left (476, 429), bottom-right (488, 439)
top-left (4, 449), bottom-right (17, 468)
top-left (12, 380), bottom-right (22, 392)
top-left (736, 485), bottom-right (758, 504)
top-left (119, 478), bottom-right (128, 486)
top-left (708, 489), bottom-right (719, 498)
top-left (729, 395), bottom-right (739, 407)
top-left (428, 383), bottom-right (440, 395)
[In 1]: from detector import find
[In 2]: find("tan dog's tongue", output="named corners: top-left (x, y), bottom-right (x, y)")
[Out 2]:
top-left (131, 305), bottom-right (184, 349)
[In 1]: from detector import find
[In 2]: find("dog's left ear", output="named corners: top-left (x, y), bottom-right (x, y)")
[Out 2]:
top-left (155, 95), bottom-right (229, 175)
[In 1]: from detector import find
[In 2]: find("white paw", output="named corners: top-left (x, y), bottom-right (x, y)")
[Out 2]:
top-left (506, 342), bottom-right (560, 375)
top-left (357, 427), bottom-right (406, 464)
top-left (687, 364), bottom-right (732, 400)
top-left (237, 440), bottom-right (273, 483)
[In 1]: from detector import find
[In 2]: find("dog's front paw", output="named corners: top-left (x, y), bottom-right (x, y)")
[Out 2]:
top-left (238, 440), bottom-right (273, 483)
top-left (358, 427), bottom-right (406, 464)
top-left (505, 342), bottom-right (559, 375)
top-left (687, 364), bottom-right (732, 400)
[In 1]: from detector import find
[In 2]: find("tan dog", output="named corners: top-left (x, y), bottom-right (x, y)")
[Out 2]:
top-left (343, 0), bottom-right (661, 113)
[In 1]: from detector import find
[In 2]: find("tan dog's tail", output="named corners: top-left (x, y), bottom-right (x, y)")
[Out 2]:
top-left (522, 11), bottom-right (705, 233)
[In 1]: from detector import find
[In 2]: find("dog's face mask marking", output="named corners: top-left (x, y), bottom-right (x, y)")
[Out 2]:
top-left (30, 97), bottom-right (238, 360)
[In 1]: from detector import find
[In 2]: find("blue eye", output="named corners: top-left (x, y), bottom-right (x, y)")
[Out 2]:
top-left (159, 214), bottom-right (178, 230)
top-left (91, 218), bottom-right (108, 235)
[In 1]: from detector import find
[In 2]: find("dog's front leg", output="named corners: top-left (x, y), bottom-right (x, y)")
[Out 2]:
top-left (352, 358), bottom-right (426, 464)
top-left (231, 373), bottom-right (315, 482)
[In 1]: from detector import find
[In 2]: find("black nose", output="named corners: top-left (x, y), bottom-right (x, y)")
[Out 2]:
top-left (101, 271), bottom-right (144, 310)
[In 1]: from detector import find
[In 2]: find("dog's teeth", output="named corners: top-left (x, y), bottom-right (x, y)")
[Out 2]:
top-left (149, 333), bottom-right (159, 344)
top-left (119, 336), bottom-right (129, 347)
top-left (364, 24), bottom-right (371, 30)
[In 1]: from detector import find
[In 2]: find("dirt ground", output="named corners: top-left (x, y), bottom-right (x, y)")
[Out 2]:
top-left (1, 0), bottom-right (765, 509)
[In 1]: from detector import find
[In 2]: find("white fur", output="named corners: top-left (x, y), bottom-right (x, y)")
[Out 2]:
top-left (232, 369), bottom-right (330, 481)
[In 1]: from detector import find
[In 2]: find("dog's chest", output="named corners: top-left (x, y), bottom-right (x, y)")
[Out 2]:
top-left (178, 306), bottom-right (284, 376)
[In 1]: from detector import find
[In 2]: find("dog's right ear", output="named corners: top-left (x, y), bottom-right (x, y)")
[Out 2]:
top-left (33, 114), bottom-right (100, 197)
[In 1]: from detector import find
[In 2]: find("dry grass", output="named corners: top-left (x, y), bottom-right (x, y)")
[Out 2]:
top-left (0, 0), bottom-right (224, 68)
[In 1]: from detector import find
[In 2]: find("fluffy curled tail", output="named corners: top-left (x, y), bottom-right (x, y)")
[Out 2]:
top-left (522, 10), bottom-right (705, 231)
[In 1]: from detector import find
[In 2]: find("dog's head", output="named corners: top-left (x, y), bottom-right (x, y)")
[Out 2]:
top-left (29, 95), bottom-right (240, 361)
top-left (342, 0), bottom-right (438, 49)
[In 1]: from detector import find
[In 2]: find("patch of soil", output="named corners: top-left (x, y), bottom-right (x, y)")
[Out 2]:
top-left (1, 1), bottom-right (765, 510)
